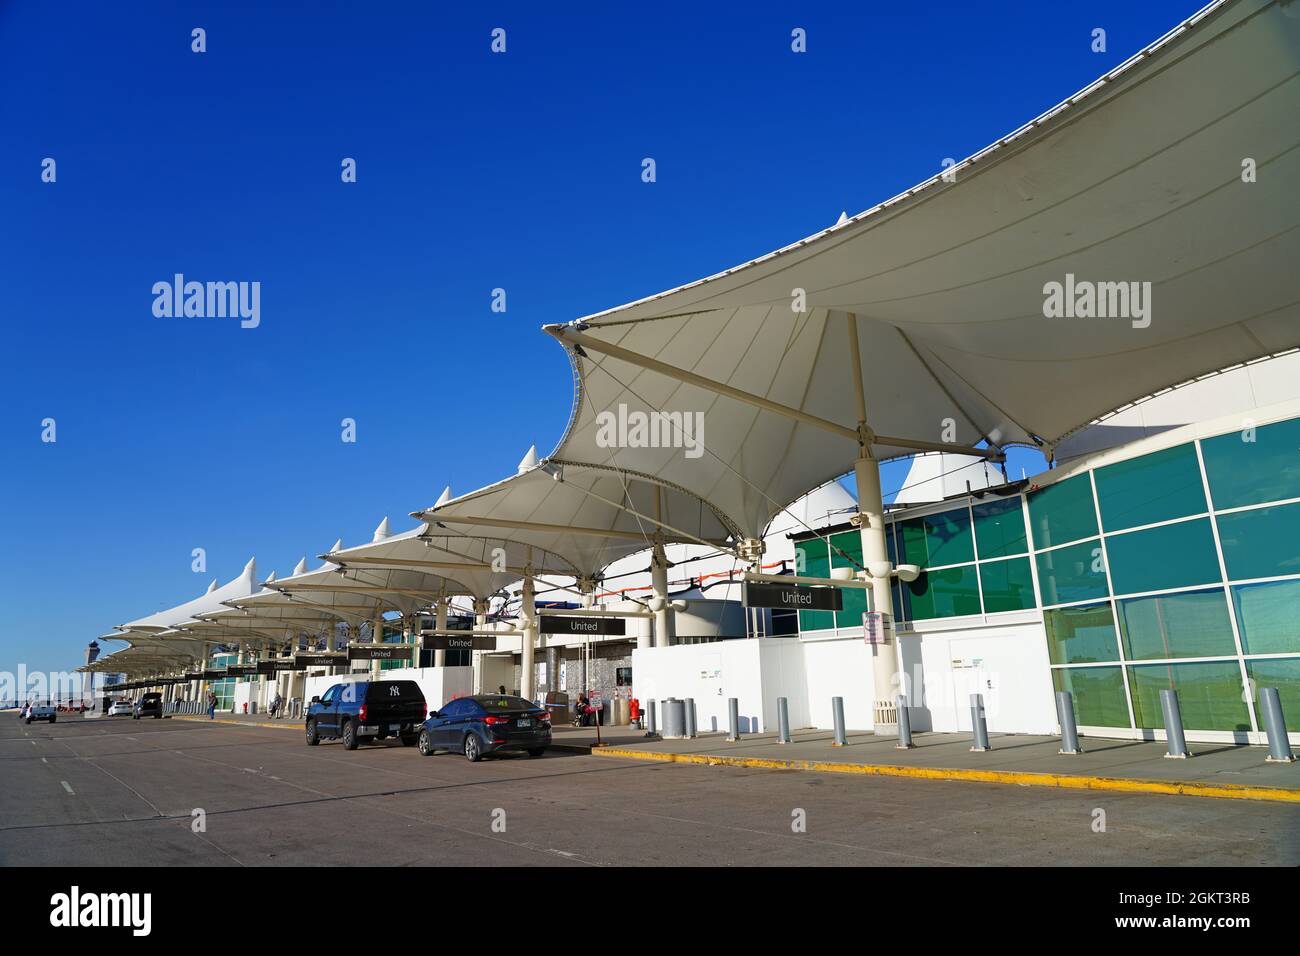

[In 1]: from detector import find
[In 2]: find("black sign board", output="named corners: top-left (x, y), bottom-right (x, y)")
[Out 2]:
top-left (744, 581), bottom-right (843, 612)
top-left (294, 653), bottom-right (346, 667)
top-left (225, 664), bottom-right (258, 677)
top-left (202, 669), bottom-right (225, 680)
top-left (422, 634), bottom-right (497, 652)
top-left (347, 644), bottom-right (414, 662)
top-left (539, 614), bottom-right (627, 636)
top-left (256, 659), bottom-right (296, 675)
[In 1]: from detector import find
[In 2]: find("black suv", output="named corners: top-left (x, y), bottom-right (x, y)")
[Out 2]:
top-left (305, 680), bottom-right (427, 750)
top-left (133, 692), bottom-right (163, 719)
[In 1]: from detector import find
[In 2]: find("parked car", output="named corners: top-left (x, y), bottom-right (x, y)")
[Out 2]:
top-left (133, 692), bottom-right (163, 719)
top-left (305, 680), bottom-right (426, 750)
top-left (107, 699), bottom-right (133, 717)
top-left (417, 694), bottom-right (551, 761)
top-left (23, 702), bottom-right (57, 724)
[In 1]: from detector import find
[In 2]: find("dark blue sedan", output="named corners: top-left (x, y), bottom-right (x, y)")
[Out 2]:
top-left (418, 695), bottom-right (551, 761)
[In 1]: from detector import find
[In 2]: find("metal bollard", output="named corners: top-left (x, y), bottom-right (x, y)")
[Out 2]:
top-left (1259, 687), bottom-right (1295, 763)
top-left (777, 697), bottom-right (791, 743)
top-left (896, 695), bottom-right (914, 749)
top-left (1160, 688), bottom-right (1190, 758)
top-left (970, 693), bottom-right (991, 752)
top-left (726, 697), bottom-right (740, 741)
top-left (831, 696), bottom-right (847, 746)
top-left (684, 697), bottom-right (697, 738)
top-left (661, 698), bottom-right (687, 738)
top-left (645, 699), bottom-right (658, 737)
top-left (1056, 690), bottom-right (1083, 754)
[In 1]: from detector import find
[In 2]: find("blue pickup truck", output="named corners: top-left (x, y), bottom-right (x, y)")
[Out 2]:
top-left (305, 680), bottom-right (427, 751)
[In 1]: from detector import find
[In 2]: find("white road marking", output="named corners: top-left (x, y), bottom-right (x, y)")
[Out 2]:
top-left (61, 781), bottom-right (75, 794)
top-left (41, 757), bottom-right (48, 764)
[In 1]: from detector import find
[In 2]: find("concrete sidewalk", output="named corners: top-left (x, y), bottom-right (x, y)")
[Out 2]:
top-left (589, 728), bottom-right (1300, 802)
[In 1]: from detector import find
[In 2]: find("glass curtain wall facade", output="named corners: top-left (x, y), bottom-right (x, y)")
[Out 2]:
top-left (795, 415), bottom-right (1300, 736)
top-left (379, 620), bottom-right (409, 671)
top-left (211, 652), bottom-right (237, 711)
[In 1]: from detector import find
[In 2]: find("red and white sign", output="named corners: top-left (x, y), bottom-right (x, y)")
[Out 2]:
top-left (863, 611), bottom-right (892, 645)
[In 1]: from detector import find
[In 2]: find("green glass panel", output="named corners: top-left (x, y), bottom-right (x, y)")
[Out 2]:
top-left (899, 507), bottom-right (974, 567)
top-left (979, 557), bottom-right (1035, 613)
top-left (1044, 602), bottom-right (1119, 664)
top-left (905, 565), bottom-right (981, 620)
top-left (795, 538), bottom-right (834, 631)
top-left (1027, 473), bottom-right (1097, 548)
top-left (828, 530), bottom-right (859, 569)
top-left (1202, 416), bottom-right (1300, 509)
top-left (892, 579), bottom-right (909, 622)
top-left (1117, 588), bottom-right (1236, 660)
top-left (1105, 518), bottom-right (1221, 595)
top-left (1232, 579), bottom-right (1300, 654)
top-left (1035, 539), bottom-right (1108, 606)
top-left (830, 532), bottom-right (870, 628)
top-left (1052, 666), bottom-right (1129, 727)
top-left (1127, 661), bottom-right (1250, 732)
top-left (972, 496), bottom-right (1027, 558)
top-left (1094, 443), bottom-right (1207, 532)
top-left (1246, 658), bottom-right (1300, 732)
top-left (1218, 502), bottom-right (1300, 581)
top-left (898, 517), bottom-right (928, 567)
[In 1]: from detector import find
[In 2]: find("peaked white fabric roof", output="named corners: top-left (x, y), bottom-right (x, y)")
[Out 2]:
top-left (114, 558), bottom-right (259, 635)
top-left (327, 525), bottom-right (567, 600)
top-left (539, 0), bottom-right (1299, 539)
top-left (411, 459), bottom-right (742, 577)
top-left (237, 536), bottom-right (461, 620)
top-left (80, 636), bottom-right (206, 674)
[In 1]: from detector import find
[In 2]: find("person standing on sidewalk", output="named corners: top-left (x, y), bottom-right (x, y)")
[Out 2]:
top-left (206, 689), bottom-right (217, 720)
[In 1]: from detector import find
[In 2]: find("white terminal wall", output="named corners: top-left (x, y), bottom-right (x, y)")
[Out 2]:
top-left (632, 618), bottom-right (1056, 735)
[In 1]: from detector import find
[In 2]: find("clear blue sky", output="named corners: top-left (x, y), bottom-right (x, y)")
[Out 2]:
top-left (0, 0), bottom-right (1207, 675)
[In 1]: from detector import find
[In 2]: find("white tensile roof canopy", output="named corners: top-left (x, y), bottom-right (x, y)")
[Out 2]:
top-left (406, 458), bottom-right (741, 581)
top-left (84, 0), bottom-right (1300, 671)
top-left (114, 557), bottom-right (259, 636)
top-left (86, 559), bottom-right (261, 675)
top-left (538, 0), bottom-right (1300, 542)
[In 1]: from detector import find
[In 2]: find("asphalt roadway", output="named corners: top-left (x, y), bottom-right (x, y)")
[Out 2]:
top-left (2, 714), bottom-right (1297, 866)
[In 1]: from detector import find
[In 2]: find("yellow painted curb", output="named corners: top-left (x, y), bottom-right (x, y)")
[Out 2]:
top-left (173, 716), bottom-right (297, 731)
top-left (590, 747), bottom-right (1300, 803)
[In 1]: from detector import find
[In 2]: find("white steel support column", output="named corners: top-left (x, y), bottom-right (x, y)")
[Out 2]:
top-left (520, 570), bottom-right (537, 702)
top-left (434, 595), bottom-right (448, 667)
top-left (856, 453), bottom-right (899, 736)
top-left (472, 597), bottom-right (489, 694)
top-left (198, 642), bottom-right (211, 703)
top-left (650, 540), bottom-right (674, 648)
top-left (738, 538), bottom-right (766, 639)
top-left (370, 616), bottom-right (384, 679)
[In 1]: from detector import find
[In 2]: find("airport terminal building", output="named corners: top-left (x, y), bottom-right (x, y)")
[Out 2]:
top-left (784, 397), bottom-right (1300, 745)
top-left (79, 0), bottom-right (1300, 753)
